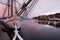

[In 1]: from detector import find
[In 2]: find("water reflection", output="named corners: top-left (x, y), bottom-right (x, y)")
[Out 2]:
top-left (21, 20), bottom-right (60, 40)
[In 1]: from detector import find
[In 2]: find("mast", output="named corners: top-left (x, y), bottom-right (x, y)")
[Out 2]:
top-left (11, 0), bottom-right (13, 17)
top-left (16, 0), bottom-right (32, 16)
top-left (8, 0), bottom-right (10, 16)
top-left (0, 0), bottom-right (39, 40)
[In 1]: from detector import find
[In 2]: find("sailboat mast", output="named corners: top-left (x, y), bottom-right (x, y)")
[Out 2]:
top-left (11, 0), bottom-right (13, 16)
top-left (8, 0), bottom-right (10, 16)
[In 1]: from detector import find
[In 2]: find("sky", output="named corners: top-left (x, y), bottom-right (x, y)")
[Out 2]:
top-left (28, 0), bottom-right (60, 18)
top-left (0, 0), bottom-right (60, 18)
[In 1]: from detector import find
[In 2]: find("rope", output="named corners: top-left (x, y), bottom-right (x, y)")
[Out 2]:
top-left (12, 0), bottom-right (23, 39)
top-left (0, 2), bottom-right (11, 6)
top-left (12, 20), bottom-right (23, 40)
top-left (12, 16), bottom-right (23, 40)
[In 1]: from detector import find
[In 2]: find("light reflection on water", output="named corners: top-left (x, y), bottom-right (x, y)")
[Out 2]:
top-left (21, 20), bottom-right (60, 40)
top-left (40, 24), bottom-right (55, 28)
top-left (32, 19), bottom-right (56, 28)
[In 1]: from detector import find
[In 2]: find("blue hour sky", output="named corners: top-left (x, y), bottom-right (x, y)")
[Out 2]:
top-left (0, 0), bottom-right (60, 18)
top-left (28, 0), bottom-right (60, 18)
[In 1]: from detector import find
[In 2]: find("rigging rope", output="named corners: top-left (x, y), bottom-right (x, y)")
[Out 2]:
top-left (12, 0), bottom-right (24, 40)
top-left (0, 0), bottom-right (39, 40)
top-left (0, 2), bottom-right (10, 6)
top-left (12, 20), bottom-right (23, 40)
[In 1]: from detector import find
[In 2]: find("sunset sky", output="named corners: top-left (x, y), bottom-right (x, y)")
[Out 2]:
top-left (0, 0), bottom-right (60, 18)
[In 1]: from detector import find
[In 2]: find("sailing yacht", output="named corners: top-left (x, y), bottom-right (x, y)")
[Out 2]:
top-left (0, 0), bottom-right (60, 40)
top-left (0, 0), bottom-right (38, 40)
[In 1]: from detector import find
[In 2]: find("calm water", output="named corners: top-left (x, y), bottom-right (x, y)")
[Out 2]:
top-left (20, 20), bottom-right (60, 40)
top-left (0, 20), bottom-right (60, 40)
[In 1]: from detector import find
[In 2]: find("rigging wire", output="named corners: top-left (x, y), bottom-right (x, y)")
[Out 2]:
top-left (11, 0), bottom-right (13, 17)
top-left (0, 2), bottom-right (10, 6)
top-left (14, 0), bottom-right (18, 14)
top-left (8, 0), bottom-right (10, 16)
top-left (3, 5), bottom-right (7, 19)
top-left (3, 0), bottom-right (9, 19)
top-left (12, 0), bottom-right (23, 40)
top-left (27, 0), bottom-right (38, 15)
top-left (0, 0), bottom-right (14, 20)
top-left (16, 0), bottom-right (32, 16)
top-left (0, 0), bottom-right (38, 20)
top-left (0, 0), bottom-right (39, 40)
top-left (15, 0), bottom-right (21, 5)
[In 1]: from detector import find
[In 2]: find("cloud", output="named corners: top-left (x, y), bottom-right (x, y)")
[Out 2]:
top-left (28, 0), bottom-right (60, 18)
top-left (0, 0), bottom-right (60, 18)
